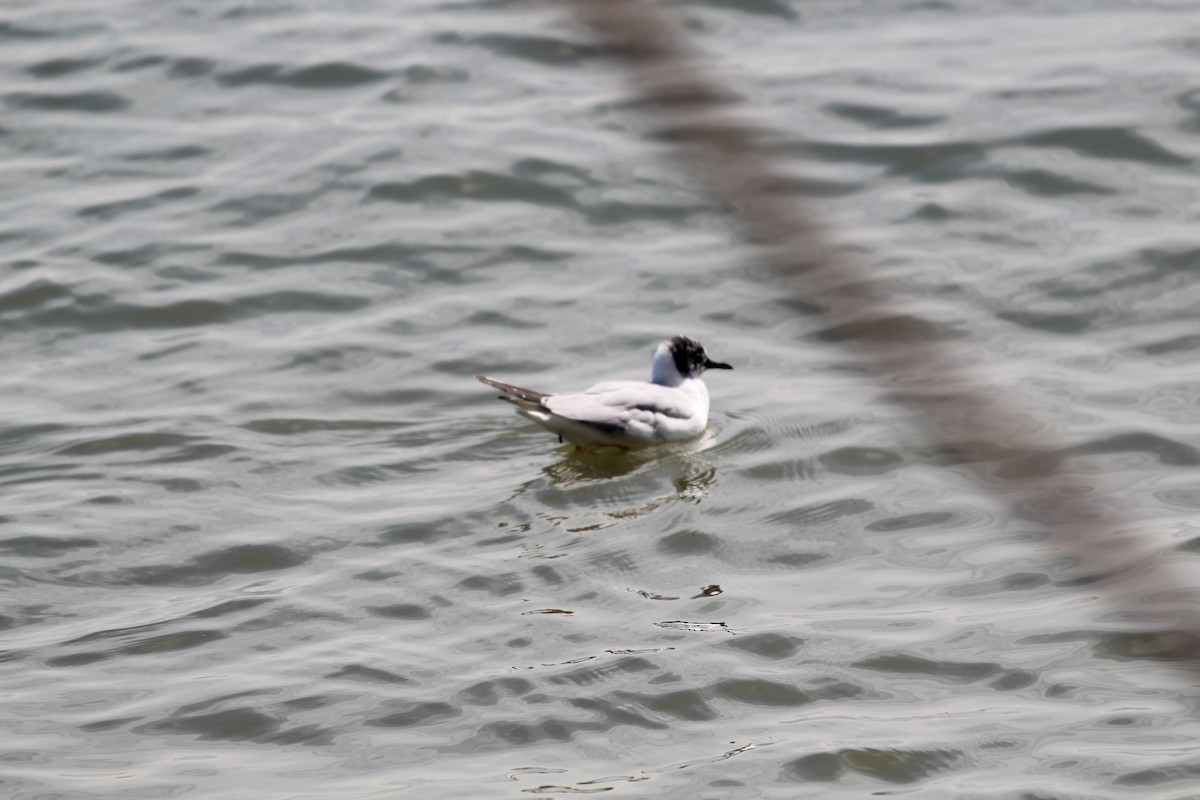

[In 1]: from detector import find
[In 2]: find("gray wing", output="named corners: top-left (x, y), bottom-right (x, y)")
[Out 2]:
top-left (544, 382), bottom-right (693, 434)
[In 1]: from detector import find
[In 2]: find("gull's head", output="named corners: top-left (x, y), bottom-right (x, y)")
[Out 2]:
top-left (652, 336), bottom-right (733, 385)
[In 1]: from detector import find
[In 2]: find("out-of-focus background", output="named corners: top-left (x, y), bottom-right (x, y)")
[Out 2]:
top-left (3, 0), bottom-right (1199, 797)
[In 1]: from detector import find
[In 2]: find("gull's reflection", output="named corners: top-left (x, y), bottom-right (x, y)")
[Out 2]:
top-left (541, 429), bottom-right (719, 485)
top-left (503, 430), bottom-right (720, 532)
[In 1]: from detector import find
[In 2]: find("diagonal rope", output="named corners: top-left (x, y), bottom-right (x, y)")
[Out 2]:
top-left (560, 0), bottom-right (1199, 665)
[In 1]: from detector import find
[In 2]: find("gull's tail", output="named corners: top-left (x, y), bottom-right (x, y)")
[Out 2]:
top-left (474, 375), bottom-right (549, 408)
top-left (474, 374), bottom-right (625, 447)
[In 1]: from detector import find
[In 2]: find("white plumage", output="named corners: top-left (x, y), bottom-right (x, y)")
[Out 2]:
top-left (476, 336), bottom-right (732, 448)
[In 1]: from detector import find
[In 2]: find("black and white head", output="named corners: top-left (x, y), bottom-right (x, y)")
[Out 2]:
top-left (652, 336), bottom-right (732, 385)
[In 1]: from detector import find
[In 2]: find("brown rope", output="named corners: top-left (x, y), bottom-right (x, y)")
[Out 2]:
top-left (560, 0), bottom-right (1199, 663)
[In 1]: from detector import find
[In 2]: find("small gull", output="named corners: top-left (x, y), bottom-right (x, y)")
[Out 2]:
top-left (475, 336), bottom-right (732, 448)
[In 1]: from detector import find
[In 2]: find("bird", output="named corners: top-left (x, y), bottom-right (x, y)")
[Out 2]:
top-left (475, 336), bottom-right (732, 448)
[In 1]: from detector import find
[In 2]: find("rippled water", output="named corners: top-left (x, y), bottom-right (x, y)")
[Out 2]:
top-left (3, 0), bottom-right (1200, 797)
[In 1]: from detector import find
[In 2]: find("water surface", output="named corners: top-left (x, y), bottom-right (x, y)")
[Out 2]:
top-left (2, 0), bottom-right (1199, 797)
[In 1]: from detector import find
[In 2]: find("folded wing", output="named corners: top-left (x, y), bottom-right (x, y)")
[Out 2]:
top-left (476, 375), bottom-right (706, 445)
top-left (545, 382), bottom-right (698, 441)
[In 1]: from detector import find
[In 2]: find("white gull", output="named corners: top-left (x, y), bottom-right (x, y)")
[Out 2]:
top-left (476, 336), bottom-right (732, 448)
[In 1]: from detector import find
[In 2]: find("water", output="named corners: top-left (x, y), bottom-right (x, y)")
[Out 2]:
top-left (3, 0), bottom-right (1199, 797)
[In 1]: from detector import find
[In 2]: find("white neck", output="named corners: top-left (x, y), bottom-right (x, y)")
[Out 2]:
top-left (650, 342), bottom-right (688, 387)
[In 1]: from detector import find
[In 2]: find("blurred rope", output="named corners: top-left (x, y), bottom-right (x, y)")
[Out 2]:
top-left (559, 0), bottom-right (1199, 663)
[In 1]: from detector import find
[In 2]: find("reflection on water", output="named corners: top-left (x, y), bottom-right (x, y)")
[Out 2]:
top-left (539, 429), bottom-right (721, 485)
top-left (507, 432), bottom-right (720, 533)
